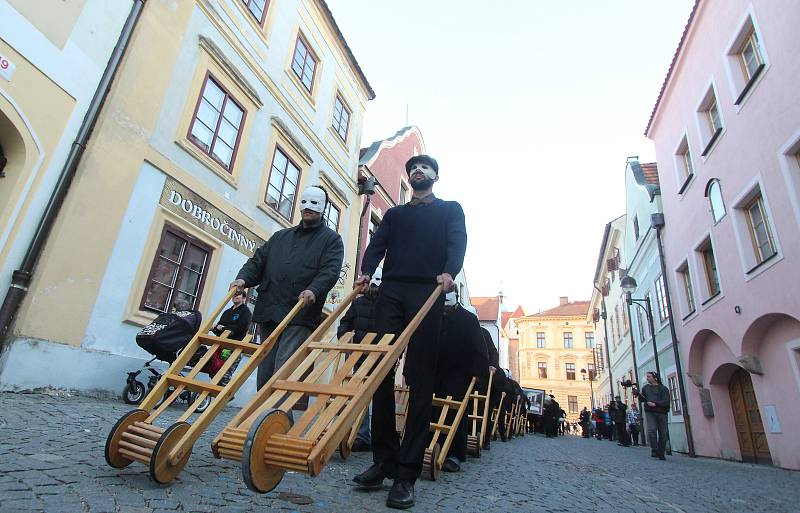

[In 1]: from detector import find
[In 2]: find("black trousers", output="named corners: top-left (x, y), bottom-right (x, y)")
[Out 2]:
top-left (615, 422), bottom-right (629, 445)
top-left (370, 280), bottom-right (444, 483)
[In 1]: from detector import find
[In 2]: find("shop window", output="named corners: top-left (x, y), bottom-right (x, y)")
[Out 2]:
top-left (291, 33), bottom-right (318, 93)
top-left (188, 74), bottom-right (245, 171)
top-left (265, 146), bottom-right (301, 221)
top-left (142, 225), bottom-right (211, 313)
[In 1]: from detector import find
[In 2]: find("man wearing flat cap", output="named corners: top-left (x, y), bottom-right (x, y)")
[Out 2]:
top-left (352, 154), bottom-right (468, 509)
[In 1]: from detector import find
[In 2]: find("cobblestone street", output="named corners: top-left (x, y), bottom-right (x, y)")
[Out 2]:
top-left (1, 391), bottom-right (798, 513)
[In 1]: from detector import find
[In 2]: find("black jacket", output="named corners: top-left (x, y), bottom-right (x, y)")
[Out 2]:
top-left (237, 222), bottom-right (343, 328)
top-left (212, 304), bottom-right (252, 340)
top-left (635, 383), bottom-right (671, 414)
top-left (611, 401), bottom-right (628, 423)
top-left (438, 305), bottom-right (489, 383)
top-left (337, 293), bottom-right (378, 343)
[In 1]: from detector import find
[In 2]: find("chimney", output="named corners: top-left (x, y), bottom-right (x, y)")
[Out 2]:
top-left (559, 296), bottom-right (569, 306)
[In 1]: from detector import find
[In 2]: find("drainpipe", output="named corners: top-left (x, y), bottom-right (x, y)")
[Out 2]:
top-left (0, 0), bottom-right (147, 349)
top-left (652, 213), bottom-right (696, 457)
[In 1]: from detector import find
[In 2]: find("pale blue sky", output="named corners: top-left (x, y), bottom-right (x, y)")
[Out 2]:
top-left (328, 0), bottom-right (694, 313)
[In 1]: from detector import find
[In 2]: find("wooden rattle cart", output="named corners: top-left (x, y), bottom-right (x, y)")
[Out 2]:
top-left (104, 289), bottom-right (303, 483)
top-left (490, 392), bottom-right (506, 440)
top-left (420, 376), bottom-right (477, 481)
top-left (465, 371), bottom-right (493, 457)
top-left (213, 286), bottom-right (443, 493)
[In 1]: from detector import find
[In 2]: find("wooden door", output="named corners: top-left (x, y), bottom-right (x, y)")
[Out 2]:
top-left (728, 368), bottom-right (772, 464)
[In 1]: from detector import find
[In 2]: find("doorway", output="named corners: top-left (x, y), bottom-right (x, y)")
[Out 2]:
top-left (728, 367), bottom-right (772, 464)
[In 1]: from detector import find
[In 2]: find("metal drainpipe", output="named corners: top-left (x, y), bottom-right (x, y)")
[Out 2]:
top-left (0, 0), bottom-right (147, 349)
top-left (653, 216), bottom-right (696, 457)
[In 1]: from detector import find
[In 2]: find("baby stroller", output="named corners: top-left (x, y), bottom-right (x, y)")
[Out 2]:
top-left (123, 310), bottom-right (211, 413)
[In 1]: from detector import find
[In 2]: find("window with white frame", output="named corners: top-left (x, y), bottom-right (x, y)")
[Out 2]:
top-left (727, 16), bottom-right (767, 105)
top-left (585, 332), bottom-right (595, 348)
top-left (290, 34), bottom-right (317, 93)
top-left (743, 192), bottom-right (777, 266)
top-left (654, 275), bottom-right (669, 321)
top-left (399, 182), bottom-right (409, 205)
top-left (706, 179), bottom-right (726, 223)
top-left (565, 363), bottom-right (576, 380)
top-left (677, 263), bottom-right (696, 315)
top-left (331, 94), bottom-right (351, 142)
top-left (323, 201), bottom-right (340, 232)
top-left (563, 332), bottom-right (573, 349)
top-left (265, 146), bottom-right (301, 221)
top-left (667, 374), bottom-right (681, 414)
top-left (697, 86), bottom-right (724, 156)
top-left (636, 302), bottom-right (646, 346)
top-left (675, 135), bottom-right (695, 191)
top-left (536, 332), bottom-right (545, 348)
top-left (189, 74), bottom-right (245, 171)
top-left (699, 239), bottom-right (721, 298)
top-left (242, 0), bottom-right (268, 24)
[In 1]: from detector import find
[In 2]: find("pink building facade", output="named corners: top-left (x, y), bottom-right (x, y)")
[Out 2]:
top-left (647, 0), bottom-right (800, 469)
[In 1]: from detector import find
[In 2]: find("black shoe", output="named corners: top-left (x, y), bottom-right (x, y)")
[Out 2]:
top-left (442, 457), bottom-right (460, 473)
top-left (352, 439), bottom-right (371, 452)
top-left (353, 464), bottom-right (388, 490)
top-left (386, 479), bottom-right (414, 509)
top-left (651, 453), bottom-right (658, 458)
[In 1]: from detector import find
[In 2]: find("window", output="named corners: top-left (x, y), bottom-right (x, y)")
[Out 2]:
top-left (678, 265), bottom-right (695, 315)
top-left (142, 226), bottom-right (211, 313)
top-left (700, 241), bottom-right (721, 298)
top-left (585, 332), bottom-right (594, 348)
top-left (563, 332), bottom-right (573, 349)
top-left (633, 216), bottom-right (640, 241)
top-left (698, 86), bottom-right (724, 156)
top-left (538, 362), bottom-right (547, 379)
top-left (368, 215), bottom-right (379, 243)
top-left (324, 201), bottom-right (340, 232)
top-left (536, 332), bottom-right (545, 348)
top-left (332, 94), bottom-right (351, 142)
top-left (291, 34), bottom-right (317, 93)
top-left (676, 135), bottom-right (695, 184)
top-left (242, 0), bottom-right (268, 24)
top-left (588, 363), bottom-right (596, 380)
top-left (399, 182), bottom-right (409, 205)
top-left (265, 147), bottom-right (301, 221)
top-left (636, 301), bottom-right (647, 345)
top-left (737, 29), bottom-right (764, 84)
top-left (622, 297), bottom-right (629, 332)
top-left (706, 98), bottom-right (723, 135)
top-left (189, 75), bottom-right (245, 170)
top-left (654, 275), bottom-right (669, 321)
top-left (667, 374), bottom-right (681, 414)
top-left (744, 193), bottom-right (776, 264)
top-left (565, 363), bottom-right (576, 380)
top-left (568, 396), bottom-right (578, 414)
top-left (706, 179), bottom-right (726, 223)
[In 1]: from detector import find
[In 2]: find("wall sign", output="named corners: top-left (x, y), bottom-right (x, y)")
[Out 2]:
top-left (764, 405), bottom-right (781, 433)
top-left (0, 53), bottom-right (16, 81)
top-left (160, 178), bottom-right (265, 256)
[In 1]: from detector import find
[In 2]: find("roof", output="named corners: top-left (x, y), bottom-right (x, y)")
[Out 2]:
top-left (470, 296), bottom-right (500, 322)
top-left (522, 300), bottom-right (591, 319)
top-left (317, 0), bottom-right (376, 100)
top-left (358, 126), bottom-right (424, 167)
top-left (501, 306), bottom-right (525, 329)
top-left (630, 161), bottom-right (660, 201)
top-left (644, 0), bottom-right (701, 136)
top-left (593, 214), bottom-right (624, 284)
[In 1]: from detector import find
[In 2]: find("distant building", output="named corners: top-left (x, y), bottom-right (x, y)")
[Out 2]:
top-left (471, 296), bottom-right (503, 368)
top-left (515, 297), bottom-right (595, 419)
top-left (501, 306), bottom-right (525, 381)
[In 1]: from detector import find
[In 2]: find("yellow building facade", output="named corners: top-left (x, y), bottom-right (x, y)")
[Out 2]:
top-left (516, 297), bottom-right (596, 421)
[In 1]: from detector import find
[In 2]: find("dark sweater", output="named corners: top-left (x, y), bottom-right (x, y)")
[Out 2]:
top-left (361, 198), bottom-right (467, 281)
top-left (636, 383), bottom-right (671, 413)
top-left (212, 304), bottom-right (252, 341)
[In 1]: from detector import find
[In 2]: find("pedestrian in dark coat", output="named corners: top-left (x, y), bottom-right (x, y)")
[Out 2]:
top-left (634, 371), bottom-right (671, 460)
top-left (543, 395), bottom-right (559, 438)
top-left (611, 396), bottom-right (630, 446)
top-left (482, 328), bottom-right (505, 449)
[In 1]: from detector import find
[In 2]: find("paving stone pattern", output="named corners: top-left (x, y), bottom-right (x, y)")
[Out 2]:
top-left (0, 392), bottom-right (798, 512)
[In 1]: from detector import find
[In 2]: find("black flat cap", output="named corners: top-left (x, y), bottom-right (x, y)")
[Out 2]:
top-left (405, 154), bottom-right (439, 175)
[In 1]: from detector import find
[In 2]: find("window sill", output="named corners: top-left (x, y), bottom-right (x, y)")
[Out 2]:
top-left (734, 63), bottom-right (766, 106)
top-left (284, 68), bottom-right (317, 110)
top-left (257, 203), bottom-right (293, 229)
top-left (681, 309), bottom-right (696, 322)
top-left (677, 173), bottom-right (695, 195)
top-left (328, 125), bottom-right (349, 152)
top-left (123, 309), bottom-right (158, 329)
top-left (701, 128), bottom-right (724, 158)
top-left (745, 251), bottom-right (778, 274)
top-left (700, 291), bottom-right (723, 310)
top-left (744, 251), bottom-right (782, 282)
top-left (176, 139), bottom-right (238, 189)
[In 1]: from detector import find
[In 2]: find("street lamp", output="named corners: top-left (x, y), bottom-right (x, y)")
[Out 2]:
top-left (620, 275), bottom-right (661, 377)
top-left (580, 368), bottom-right (595, 410)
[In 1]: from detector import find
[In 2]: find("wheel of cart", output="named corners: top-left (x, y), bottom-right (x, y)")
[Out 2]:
top-left (421, 376), bottom-right (477, 481)
top-left (214, 286), bottom-right (443, 494)
top-left (394, 384), bottom-right (410, 439)
top-left (466, 371), bottom-right (493, 458)
top-left (105, 289), bottom-right (304, 484)
top-left (490, 392), bottom-right (506, 441)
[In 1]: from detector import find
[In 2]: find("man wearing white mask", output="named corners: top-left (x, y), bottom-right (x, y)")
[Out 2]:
top-left (352, 155), bottom-right (467, 509)
top-left (231, 185), bottom-right (343, 391)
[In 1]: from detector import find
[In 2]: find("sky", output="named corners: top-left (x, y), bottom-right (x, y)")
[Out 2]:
top-left (327, 0), bottom-right (695, 314)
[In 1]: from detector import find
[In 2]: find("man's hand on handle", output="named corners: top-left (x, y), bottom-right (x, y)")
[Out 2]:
top-left (437, 272), bottom-right (455, 292)
top-left (299, 290), bottom-right (316, 306)
top-left (354, 274), bottom-right (370, 294)
top-left (229, 279), bottom-right (245, 291)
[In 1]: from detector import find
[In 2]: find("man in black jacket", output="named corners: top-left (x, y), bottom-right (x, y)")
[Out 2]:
top-left (435, 293), bottom-right (488, 472)
top-left (231, 186), bottom-right (343, 392)
top-left (634, 371), bottom-right (671, 460)
top-left (351, 154), bottom-right (467, 510)
top-left (611, 396), bottom-right (629, 446)
top-left (212, 289), bottom-right (252, 341)
top-left (337, 269), bottom-right (382, 451)
top-left (482, 328), bottom-right (505, 449)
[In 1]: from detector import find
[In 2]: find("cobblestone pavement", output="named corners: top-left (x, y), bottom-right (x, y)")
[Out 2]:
top-left (1, 391), bottom-right (798, 513)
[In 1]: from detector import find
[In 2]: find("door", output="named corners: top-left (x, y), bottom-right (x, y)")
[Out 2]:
top-left (728, 367), bottom-right (772, 464)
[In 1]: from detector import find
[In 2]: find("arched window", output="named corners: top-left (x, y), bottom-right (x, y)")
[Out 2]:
top-left (705, 179), bottom-right (726, 222)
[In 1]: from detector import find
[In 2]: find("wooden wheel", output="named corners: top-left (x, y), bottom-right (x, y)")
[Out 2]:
top-left (422, 444), bottom-right (440, 481)
top-left (149, 422), bottom-right (191, 484)
top-left (242, 409), bottom-right (292, 493)
top-left (105, 409), bottom-right (148, 468)
top-left (338, 439), bottom-right (352, 460)
top-left (466, 435), bottom-right (481, 458)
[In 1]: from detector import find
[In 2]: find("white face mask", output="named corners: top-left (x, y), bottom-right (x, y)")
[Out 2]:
top-left (409, 163), bottom-right (437, 181)
top-left (299, 187), bottom-right (326, 214)
top-left (370, 268), bottom-right (383, 287)
top-left (444, 291), bottom-right (458, 307)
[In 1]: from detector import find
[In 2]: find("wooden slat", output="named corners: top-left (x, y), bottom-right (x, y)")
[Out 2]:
top-left (430, 423), bottom-right (451, 432)
top-left (306, 342), bottom-right (392, 353)
top-left (133, 422), bottom-right (165, 434)
top-left (271, 380), bottom-right (358, 397)
top-left (432, 397), bottom-right (462, 407)
top-left (119, 440), bottom-right (153, 456)
top-left (121, 431), bottom-right (158, 449)
top-left (196, 334), bottom-right (260, 356)
top-left (119, 448), bottom-right (150, 465)
top-left (167, 375), bottom-right (224, 395)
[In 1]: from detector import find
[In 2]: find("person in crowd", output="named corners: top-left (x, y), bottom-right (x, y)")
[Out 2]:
top-left (557, 406), bottom-right (567, 436)
top-left (434, 292), bottom-right (488, 473)
top-left (611, 396), bottom-right (629, 447)
top-left (351, 154), bottom-right (468, 510)
top-left (482, 327), bottom-right (506, 449)
top-left (579, 407), bottom-right (591, 438)
top-left (593, 407), bottom-right (605, 440)
top-left (627, 403), bottom-right (641, 446)
top-left (634, 371), bottom-right (671, 460)
top-left (543, 394), bottom-right (559, 438)
top-left (231, 185), bottom-right (343, 396)
top-left (211, 288), bottom-right (252, 386)
top-left (337, 268), bottom-right (383, 452)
